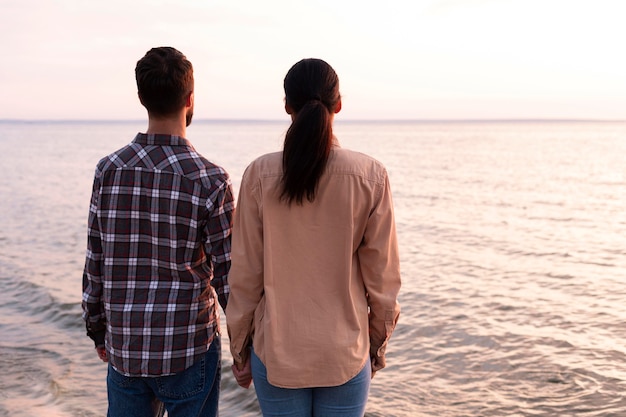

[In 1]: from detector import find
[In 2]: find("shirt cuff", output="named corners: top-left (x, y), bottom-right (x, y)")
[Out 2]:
top-left (86, 324), bottom-right (106, 348)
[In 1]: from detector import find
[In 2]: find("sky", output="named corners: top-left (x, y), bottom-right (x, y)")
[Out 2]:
top-left (1, 0), bottom-right (625, 121)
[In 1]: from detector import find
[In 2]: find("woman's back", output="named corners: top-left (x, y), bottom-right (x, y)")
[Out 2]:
top-left (228, 146), bottom-right (399, 388)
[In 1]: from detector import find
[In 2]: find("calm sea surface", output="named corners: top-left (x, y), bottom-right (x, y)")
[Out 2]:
top-left (0, 120), bottom-right (625, 416)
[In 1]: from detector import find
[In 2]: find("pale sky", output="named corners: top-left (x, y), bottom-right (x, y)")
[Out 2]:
top-left (1, 0), bottom-right (625, 120)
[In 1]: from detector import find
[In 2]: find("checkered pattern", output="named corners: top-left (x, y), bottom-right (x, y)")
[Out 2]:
top-left (82, 133), bottom-right (234, 377)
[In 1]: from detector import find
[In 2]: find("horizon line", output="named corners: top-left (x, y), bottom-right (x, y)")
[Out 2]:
top-left (1, 117), bottom-right (625, 124)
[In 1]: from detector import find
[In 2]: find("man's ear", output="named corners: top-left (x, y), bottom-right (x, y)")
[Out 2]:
top-left (186, 91), bottom-right (194, 107)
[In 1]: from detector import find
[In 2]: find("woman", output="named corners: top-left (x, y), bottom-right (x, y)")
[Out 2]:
top-left (226, 58), bottom-right (401, 417)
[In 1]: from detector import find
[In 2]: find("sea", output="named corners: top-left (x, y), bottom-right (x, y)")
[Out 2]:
top-left (0, 119), bottom-right (625, 417)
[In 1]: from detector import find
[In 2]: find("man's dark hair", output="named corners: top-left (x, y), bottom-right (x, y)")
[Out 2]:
top-left (135, 47), bottom-right (194, 116)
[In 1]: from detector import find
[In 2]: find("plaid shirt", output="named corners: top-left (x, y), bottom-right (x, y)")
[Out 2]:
top-left (82, 133), bottom-right (234, 377)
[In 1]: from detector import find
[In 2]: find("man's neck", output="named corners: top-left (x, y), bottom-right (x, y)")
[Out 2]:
top-left (145, 114), bottom-right (187, 137)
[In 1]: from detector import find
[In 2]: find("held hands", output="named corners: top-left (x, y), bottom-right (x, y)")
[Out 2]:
top-left (231, 356), bottom-right (252, 389)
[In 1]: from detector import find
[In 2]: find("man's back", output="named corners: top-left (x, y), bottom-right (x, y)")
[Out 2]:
top-left (83, 133), bottom-right (234, 377)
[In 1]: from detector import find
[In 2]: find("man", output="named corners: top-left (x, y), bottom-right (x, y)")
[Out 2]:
top-left (82, 47), bottom-right (234, 417)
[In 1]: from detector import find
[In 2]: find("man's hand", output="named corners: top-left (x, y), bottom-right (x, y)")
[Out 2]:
top-left (231, 356), bottom-right (252, 389)
top-left (96, 346), bottom-right (108, 363)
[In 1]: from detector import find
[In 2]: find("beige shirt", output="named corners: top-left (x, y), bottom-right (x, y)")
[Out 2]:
top-left (226, 145), bottom-right (401, 388)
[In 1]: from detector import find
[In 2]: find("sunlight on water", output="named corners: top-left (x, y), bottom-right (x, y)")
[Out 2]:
top-left (1, 120), bottom-right (625, 416)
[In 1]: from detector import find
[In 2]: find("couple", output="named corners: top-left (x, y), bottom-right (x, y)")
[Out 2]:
top-left (81, 46), bottom-right (401, 417)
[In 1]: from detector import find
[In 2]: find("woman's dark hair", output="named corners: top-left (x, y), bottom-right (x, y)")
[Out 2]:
top-left (135, 47), bottom-right (194, 117)
top-left (281, 58), bottom-right (341, 205)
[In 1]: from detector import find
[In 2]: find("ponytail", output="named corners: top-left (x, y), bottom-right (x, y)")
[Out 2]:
top-left (281, 99), bottom-right (333, 204)
top-left (280, 59), bottom-right (340, 205)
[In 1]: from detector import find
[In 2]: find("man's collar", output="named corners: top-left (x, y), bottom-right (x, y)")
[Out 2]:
top-left (133, 133), bottom-right (193, 147)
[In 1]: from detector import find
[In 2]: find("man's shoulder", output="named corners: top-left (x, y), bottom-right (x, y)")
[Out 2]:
top-left (94, 139), bottom-right (230, 182)
top-left (185, 150), bottom-right (231, 184)
top-left (95, 142), bottom-right (136, 173)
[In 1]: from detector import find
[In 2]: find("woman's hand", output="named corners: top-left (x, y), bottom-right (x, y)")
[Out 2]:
top-left (231, 356), bottom-right (252, 389)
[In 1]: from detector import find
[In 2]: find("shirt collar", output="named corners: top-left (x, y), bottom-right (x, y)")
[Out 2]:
top-left (133, 133), bottom-right (193, 148)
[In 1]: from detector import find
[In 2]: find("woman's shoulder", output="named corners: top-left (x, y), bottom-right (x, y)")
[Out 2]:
top-left (333, 147), bottom-right (382, 163)
top-left (245, 151), bottom-right (283, 177)
top-left (329, 148), bottom-right (388, 180)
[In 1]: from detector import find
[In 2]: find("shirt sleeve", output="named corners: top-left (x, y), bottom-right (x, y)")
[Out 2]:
top-left (358, 170), bottom-right (402, 372)
top-left (225, 166), bottom-right (265, 366)
top-left (81, 173), bottom-right (107, 347)
top-left (205, 174), bottom-right (235, 312)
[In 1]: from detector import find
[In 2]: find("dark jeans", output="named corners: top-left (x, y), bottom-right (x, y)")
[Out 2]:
top-left (106, 335), bottom-right (221, 417)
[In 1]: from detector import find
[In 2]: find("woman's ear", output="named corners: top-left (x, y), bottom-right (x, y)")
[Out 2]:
top-left (334, 99), bottom-right (342, 114)
top-left (285, 103), bottom-right (293, 114)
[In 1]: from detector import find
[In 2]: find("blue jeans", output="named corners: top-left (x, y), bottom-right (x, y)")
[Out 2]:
top-left (106, 335), bottom-right (221, 417)
top-left (251, 349), bottom-right (371, 417)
